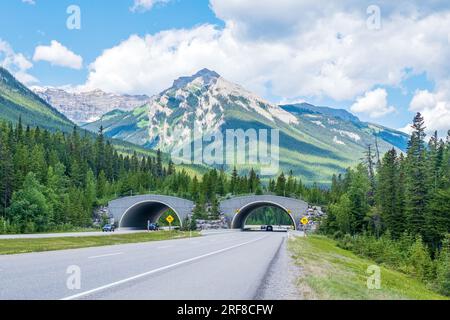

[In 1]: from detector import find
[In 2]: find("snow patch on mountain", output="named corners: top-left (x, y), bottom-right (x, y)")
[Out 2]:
top-left (333, 136), bottom-right (346, 145)
top-left (331, 129), bottom-right (361, 142)
top-left (311, 120), bottom-right (326, 128)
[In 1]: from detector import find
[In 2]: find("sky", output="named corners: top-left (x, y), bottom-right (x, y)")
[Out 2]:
top-left (1, 0), bottom-right (450, 135)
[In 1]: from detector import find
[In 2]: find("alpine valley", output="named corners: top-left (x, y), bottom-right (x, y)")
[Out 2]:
top-left (81, 69), bottom-right (409, 184)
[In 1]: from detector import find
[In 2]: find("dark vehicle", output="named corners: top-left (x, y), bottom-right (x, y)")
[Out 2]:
top-left (148, 223), bottom-right (159, 231)
top-left (102, 224), bottom-right (115, 232)
top-left (265, 225), bottom-right (274, 232)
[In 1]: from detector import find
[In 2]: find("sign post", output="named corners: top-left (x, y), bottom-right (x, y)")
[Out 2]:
top-left (166, 215), bottom-right (174, 232)
top-left (301, 216), bottom-right (309, 237)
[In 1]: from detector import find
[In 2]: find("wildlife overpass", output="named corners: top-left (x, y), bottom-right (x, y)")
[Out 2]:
top-left (108, 194), bottom-right (310, 230)
top-left (108, 195), bottom-right (195, 229)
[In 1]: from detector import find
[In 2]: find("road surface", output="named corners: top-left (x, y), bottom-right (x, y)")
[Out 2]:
top-left (0, 229), bottom-right (146, 240)
top-left (0, 231), bottom-right (289, 300)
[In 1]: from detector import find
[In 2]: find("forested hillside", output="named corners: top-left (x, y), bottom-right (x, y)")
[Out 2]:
top-left (0, 67), bottom-right (74, 132)
top-left (320, 113), bottom-right (450, 295)
top-left (0, 119), bottom-right (321, 234)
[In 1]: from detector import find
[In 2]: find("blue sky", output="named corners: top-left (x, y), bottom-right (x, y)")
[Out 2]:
top-left (1, 0), bottom-right (449, 134)
top-left (0, 0), bottom-right (221, 85)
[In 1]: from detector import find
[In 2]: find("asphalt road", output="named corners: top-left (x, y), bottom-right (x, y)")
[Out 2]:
top-left (0, 231), bottom-right (288, 300)
top-left (0, 229), bottom-right (146, 240)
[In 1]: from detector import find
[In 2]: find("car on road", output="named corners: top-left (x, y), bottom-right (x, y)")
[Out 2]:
top-left (102, 224), bottom-right (115, 232)
top-left (148, 223), bottom-right (159, 231)
top-left (265, 225), bottom-right (274, 232)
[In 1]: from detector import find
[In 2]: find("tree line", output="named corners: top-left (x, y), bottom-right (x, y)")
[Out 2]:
top-left (320, 113), bottom-right (450, 295)
top-left (0, 119), bottom-right (323, 234)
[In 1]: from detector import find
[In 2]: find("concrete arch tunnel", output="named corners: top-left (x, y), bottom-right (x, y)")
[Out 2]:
top-left (108, 195), bottom-right (195, 229)
top-left (108, 194), bottom-right (310, 231)
top-left (220, 195), bottom-right (310, 230)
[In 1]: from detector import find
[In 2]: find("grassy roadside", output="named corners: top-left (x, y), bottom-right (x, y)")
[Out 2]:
top-left (288, 235), bottom-right (448, 300)
top-left (0, 231), bottom-right (200, 255)
top-left (0, 227), bottom-right (103, 236)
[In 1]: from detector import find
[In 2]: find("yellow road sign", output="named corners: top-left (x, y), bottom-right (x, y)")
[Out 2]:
top-left (301, 217), bottom-right (309, 225)
top-left (166, 215), bottom-right (174, 224)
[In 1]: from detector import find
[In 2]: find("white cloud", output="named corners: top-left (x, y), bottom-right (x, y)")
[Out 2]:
top-left (0, 39), bottom-right (37, 84)
top-left (33, 41), bottom-right (83, 69)
top-left (83, 0), bottom-right (450, 133)
top-left (84, 26), bottom-right (229, 94)
top-left (130, 0), bottom-right (169, 13)
top-left (22, 0), bottom-right (35, 4)
top-left (407, 87), bottom-right (450, 135)
top-left (350, 88), bottom-right (395, 118)
top-left (410, 90), bottom-right (437, 111)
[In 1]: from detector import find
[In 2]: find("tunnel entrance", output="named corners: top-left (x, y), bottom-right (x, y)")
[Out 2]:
top-left (232, 202), bottom-right (297, 230)
top-left (119, 201), bottom-right (182, 229)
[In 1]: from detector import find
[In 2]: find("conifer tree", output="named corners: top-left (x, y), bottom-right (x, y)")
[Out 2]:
top-left (405, 113), bottom-right (428, 236)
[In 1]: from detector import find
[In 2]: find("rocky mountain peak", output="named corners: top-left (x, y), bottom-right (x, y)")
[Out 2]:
top-left (171, 68), bottom-right (221, 90)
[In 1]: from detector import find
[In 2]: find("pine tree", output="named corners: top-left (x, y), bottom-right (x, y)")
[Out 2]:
top-left (230, 167), bottom-right (238, 195)
top-left (286, 170), bottom-right (295, 196)
top-left (96, 170), bottom-right (108, 199)
top-left (276, 172), bottom-right (286, 196)
top-left (377, 148), bottom-right (405, 238)
top-left (347, 164), bottom-right (370, 233)
top-left (405, 113), bottom-right (429, 236)
top-left (189, 176), bottom-right (200, 202)
top-left (95, 126), bottom-right (106, 175)
top-left (0, 131), bottom-right (14, 217)
top-left (156, 149), bottom-right (163, 178)
top-left (363, 144), bottom-right (377, 206)
top-left (85, 169), bottom-right (97, 213)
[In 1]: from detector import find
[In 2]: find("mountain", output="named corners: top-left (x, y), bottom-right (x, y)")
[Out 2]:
top-left (0, 67), bottom-right (74, 131)
top-left (279, 103), bottom-right (409, 152)
top-left (83, 69), bottom-right (409, 183)
top-left (33, 87), bottom-right (149, 124)
top-left (281, 103), bottom-right (360, 123)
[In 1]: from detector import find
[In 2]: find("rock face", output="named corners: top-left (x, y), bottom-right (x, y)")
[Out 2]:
top-left (33, 87), bottom-right (149, 124)
top-left (196, 218), bottom-right (229, 230)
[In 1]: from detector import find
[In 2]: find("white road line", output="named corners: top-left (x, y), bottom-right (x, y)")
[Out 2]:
top-left (61, 235), bottom-right (268, 300)
top-left (88, 252), bottom-right (124, 259)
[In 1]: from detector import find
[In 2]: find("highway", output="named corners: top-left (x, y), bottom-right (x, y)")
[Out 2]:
top-left (0, 231), bottom-right (290, 300)
top-left (0, 229), bottom-right (146, 240)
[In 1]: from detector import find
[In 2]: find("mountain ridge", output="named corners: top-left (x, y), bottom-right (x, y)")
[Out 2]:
top-left (82, 69), bottom-right (409, 183)
top-left (0, 67), bottom-right (74, 132)
top-left (33, 87), bottom-right (150, 124)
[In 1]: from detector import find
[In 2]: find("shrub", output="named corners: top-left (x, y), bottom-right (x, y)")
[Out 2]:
top-left (408, 236), bottom-right (434, 282)
top-left (435, 237), bottom-right (450, 296)
top-left (333, 230), bottom-right (344, 240)
top-left (338, 234), bottom-right (354, 250)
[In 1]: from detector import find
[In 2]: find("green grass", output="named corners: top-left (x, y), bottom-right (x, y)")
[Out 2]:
top-left (0, 227), bottom-right (103, 236)
top-left (288, 235), bottom-right (448, 300)
top-left (0, 231), bottom-right (200, 255)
